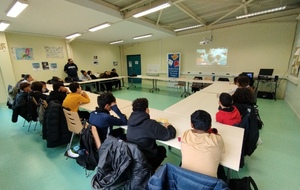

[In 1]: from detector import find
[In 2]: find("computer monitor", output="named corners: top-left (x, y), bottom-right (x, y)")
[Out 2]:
top-left (258, 69), bottom-right (274, 76)
top-left (241, 72), bottom-right (254, 79)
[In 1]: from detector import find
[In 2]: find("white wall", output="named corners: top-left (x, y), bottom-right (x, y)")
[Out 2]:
top-left (122, 22), bottom-right (296, 77)
top-left (285, 20), bottom-right (300, 118)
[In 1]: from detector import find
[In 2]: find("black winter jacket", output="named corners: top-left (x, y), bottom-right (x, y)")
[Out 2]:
top-left (42, 100), bottom-right (71, 148)
top-left (126, 111), bottom-right (176, 161)
top-left (91, 136), bottom-right (152, 190)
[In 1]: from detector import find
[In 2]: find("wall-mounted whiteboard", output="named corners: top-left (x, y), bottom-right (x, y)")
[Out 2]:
top-left (147, 64), bottom-right (160, 73)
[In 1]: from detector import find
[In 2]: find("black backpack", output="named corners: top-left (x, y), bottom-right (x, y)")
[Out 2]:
top-left (229, 176), bottom-right (258, 190)
top-left (76, 124), bottom-right (99, 171)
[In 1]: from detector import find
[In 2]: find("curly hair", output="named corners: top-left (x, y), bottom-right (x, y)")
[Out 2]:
top-left (232, 87), bottom-right (253, 104)
top-left (132, 98), bottom-right (148, 112)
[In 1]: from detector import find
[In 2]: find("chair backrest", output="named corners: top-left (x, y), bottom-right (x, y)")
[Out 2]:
top-left (218, 77), bottom-right (230, 81)
top-left (63, 109), bottom-right (84, 134)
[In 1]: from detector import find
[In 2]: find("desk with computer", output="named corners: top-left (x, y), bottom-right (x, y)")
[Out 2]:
top-left (256, 69), bottom-right (278, 100)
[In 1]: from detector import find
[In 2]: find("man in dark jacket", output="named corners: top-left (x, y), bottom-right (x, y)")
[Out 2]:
top-left (64, 58), bottom-right (79, 81)
top-left (126, 98), bottom-right (176, 171)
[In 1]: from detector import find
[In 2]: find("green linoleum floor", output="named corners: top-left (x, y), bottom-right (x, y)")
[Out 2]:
top-left (1, 83), bottom-right (300, 190)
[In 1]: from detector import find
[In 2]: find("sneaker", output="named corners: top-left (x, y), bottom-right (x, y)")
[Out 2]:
top-left (65, 149), bottom-right (79, 158)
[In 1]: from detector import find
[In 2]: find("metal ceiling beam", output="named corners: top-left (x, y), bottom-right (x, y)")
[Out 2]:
top-left (173, 2), bottom-right (207, 26)
top-left (209, 0), bottom-right (255, 26)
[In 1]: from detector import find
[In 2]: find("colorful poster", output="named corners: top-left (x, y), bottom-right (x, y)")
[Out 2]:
top-left (290, 47), bottom-right (300, 77)
top-left (50, 63), bottom-right (57, 71)
top-left (167, 53), bottom-right (180, 78)
top-left (32, 62), bottom-right (41, 71)
top-left (12, 47), bottom-right (34, 60)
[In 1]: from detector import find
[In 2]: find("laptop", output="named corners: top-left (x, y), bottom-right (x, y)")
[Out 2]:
top-left (258, 69), bottom-right (274, 79)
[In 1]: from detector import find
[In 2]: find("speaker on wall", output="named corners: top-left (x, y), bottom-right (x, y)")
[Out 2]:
top-left (274, 75), bottom-right (278, 82)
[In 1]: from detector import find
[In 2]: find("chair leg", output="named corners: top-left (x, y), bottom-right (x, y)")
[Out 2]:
top-left (66, 132), bottom-right (75, 151)
top-left (27, 121), bottom-right (32, 132)
top-left (33, 122), bottom-right (38, 131)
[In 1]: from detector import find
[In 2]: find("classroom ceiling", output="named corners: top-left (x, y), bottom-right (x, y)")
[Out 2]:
top-left (1, 0), bottom-right (300, 45)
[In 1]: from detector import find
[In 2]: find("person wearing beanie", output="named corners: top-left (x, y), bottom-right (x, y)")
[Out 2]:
top-left (216, 92), bottom-right (241, 126)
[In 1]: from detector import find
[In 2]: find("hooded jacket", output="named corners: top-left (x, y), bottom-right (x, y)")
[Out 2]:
top-left (126, 111), bottom-right (176, 161)
top-left (216, 106), bottom-right (241, 126)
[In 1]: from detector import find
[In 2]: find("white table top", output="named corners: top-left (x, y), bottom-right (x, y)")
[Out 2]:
top-left (201, 81), bottom-right (237, 94)
top-left (120, 106), bottom-right (244, 171)
top-left (164, 91), bottom-right (219, 117)
top-left (79, 92), bottom-right (132, 112)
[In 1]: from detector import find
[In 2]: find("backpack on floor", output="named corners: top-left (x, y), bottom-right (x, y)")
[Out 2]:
top-left (254, 106), bottom-right (264, 130)
top-left (76, 124), bottom-right (99, 171)
top-left (229, 176), bottom-right (258, 190)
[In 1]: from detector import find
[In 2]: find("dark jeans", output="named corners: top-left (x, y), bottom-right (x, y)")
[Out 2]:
top-left (148, 146), bottom-right (167, 171)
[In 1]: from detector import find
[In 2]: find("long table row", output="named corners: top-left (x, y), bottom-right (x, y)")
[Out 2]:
top-left (78, 82), bottom-right (243, 172)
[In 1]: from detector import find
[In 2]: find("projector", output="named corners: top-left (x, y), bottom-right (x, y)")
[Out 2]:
top-left (199, 38), bottom-right (211, 45)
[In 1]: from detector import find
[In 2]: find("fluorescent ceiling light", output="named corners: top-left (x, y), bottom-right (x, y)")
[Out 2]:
top-left (133, 2), bottom-right (171, 18)
top-left (133, 34), bottom-right (152, 40)
top-left (0, 21), bottom-right (10, 31)
top-left (89, 22), bottom-right (111, 32)
top-left (7, 0), bottom-right (29, 18)
top-left (65, 33), bottom-right (81, 39)
top-left (174, 24), bottom-right (203, 32)
top-left (236, 6), bottom-right (286, 19)
top-left (110, 40), bottom-right (124, 45)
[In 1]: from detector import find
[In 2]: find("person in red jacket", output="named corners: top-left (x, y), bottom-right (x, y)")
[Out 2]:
top-left (216, 92), bottom-right (241, 126)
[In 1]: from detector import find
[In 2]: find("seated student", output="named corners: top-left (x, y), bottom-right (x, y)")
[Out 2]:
top-left (232, 87), bottom-right (254, 116)
top-left (47, 81), bottom-right (69, 104)
top-left (216, 92), bottom-right (241, 126)
top-left (88, 92), bottom-right (127, 143)
top-left (87, 70), bottom-right (98, 79)
top-left (181, 110), bottom-right (225, 180)
top-left (30, 81), bottom-right (48, 102)
top-left (102, 71), bottom-right (113, 92)
top-left (80, 70), bottom-right (92, 81)
top-left (126, 98), bottom-right (176, 171)
top-left (11, 82), bottom-right (32, 122)
top-left (19, 74), bottom-right (35, 86)
top-left (237, 75), bottom-right (254, 94)
top-left (41, 81), bottom-right (49, 93)
top-left (110, 68), bottom-right (122, 89)
top-left (62, 82), bottom-right (90, 121)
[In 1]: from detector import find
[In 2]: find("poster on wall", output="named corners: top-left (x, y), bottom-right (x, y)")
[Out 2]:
top-left (32, 63), bottom-right (41, 71)
top-left (44, 46), bottom-right (64, 59)
top-left (290, 47), bottom-right (300, 77)
top-left (42, 62), bottom-right (49, 70)
top-left (50, 63), bottom-right (57, 71)
top-left (167, 53), bottom-right (180, 78)
top-left (12, 47), bottom-right (34, 60)
top-left (0, 43), bottom-right (7, 52)
top-left (93, 56), bottom-right (98, 64)
top-left (113, 61), bottom-right (118, 66)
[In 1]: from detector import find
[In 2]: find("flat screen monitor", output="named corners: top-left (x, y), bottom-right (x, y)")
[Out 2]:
top-left (242, 72), bottom-right (254, 79)
top-left (258, 69), bottom-right (274, 76)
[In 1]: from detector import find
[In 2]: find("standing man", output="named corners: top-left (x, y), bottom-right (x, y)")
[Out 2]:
top-left (64, 58), bottom-right (79, 81)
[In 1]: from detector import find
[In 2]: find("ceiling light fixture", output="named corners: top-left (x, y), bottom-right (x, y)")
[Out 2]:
top-left (65, 33), bottom-right (81, 39)
top-left (6, 0), bottom-right (29, 18)
top-left (0, 21), bottom-right (10, 31)
top-left (174, 24), bottom-right (203, 32)
top-left (89, 22), bottom-right (111, 32)
top-left (109, 40), bottom-right (124, 45)
top-left (133, 34), bottom-right (152, 40)
top-left (236, 6), bottom-right (286, 19)
top-left (133, 2), bottom-right (171, 18)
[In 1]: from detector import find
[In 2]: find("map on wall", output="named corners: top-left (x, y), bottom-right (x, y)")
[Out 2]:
top-left (290, 47), bottom-right (300, 77)
top-left (11, 47), bottom-right (34, 60)
top-left (44, 46), bottom-right (64, 59)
